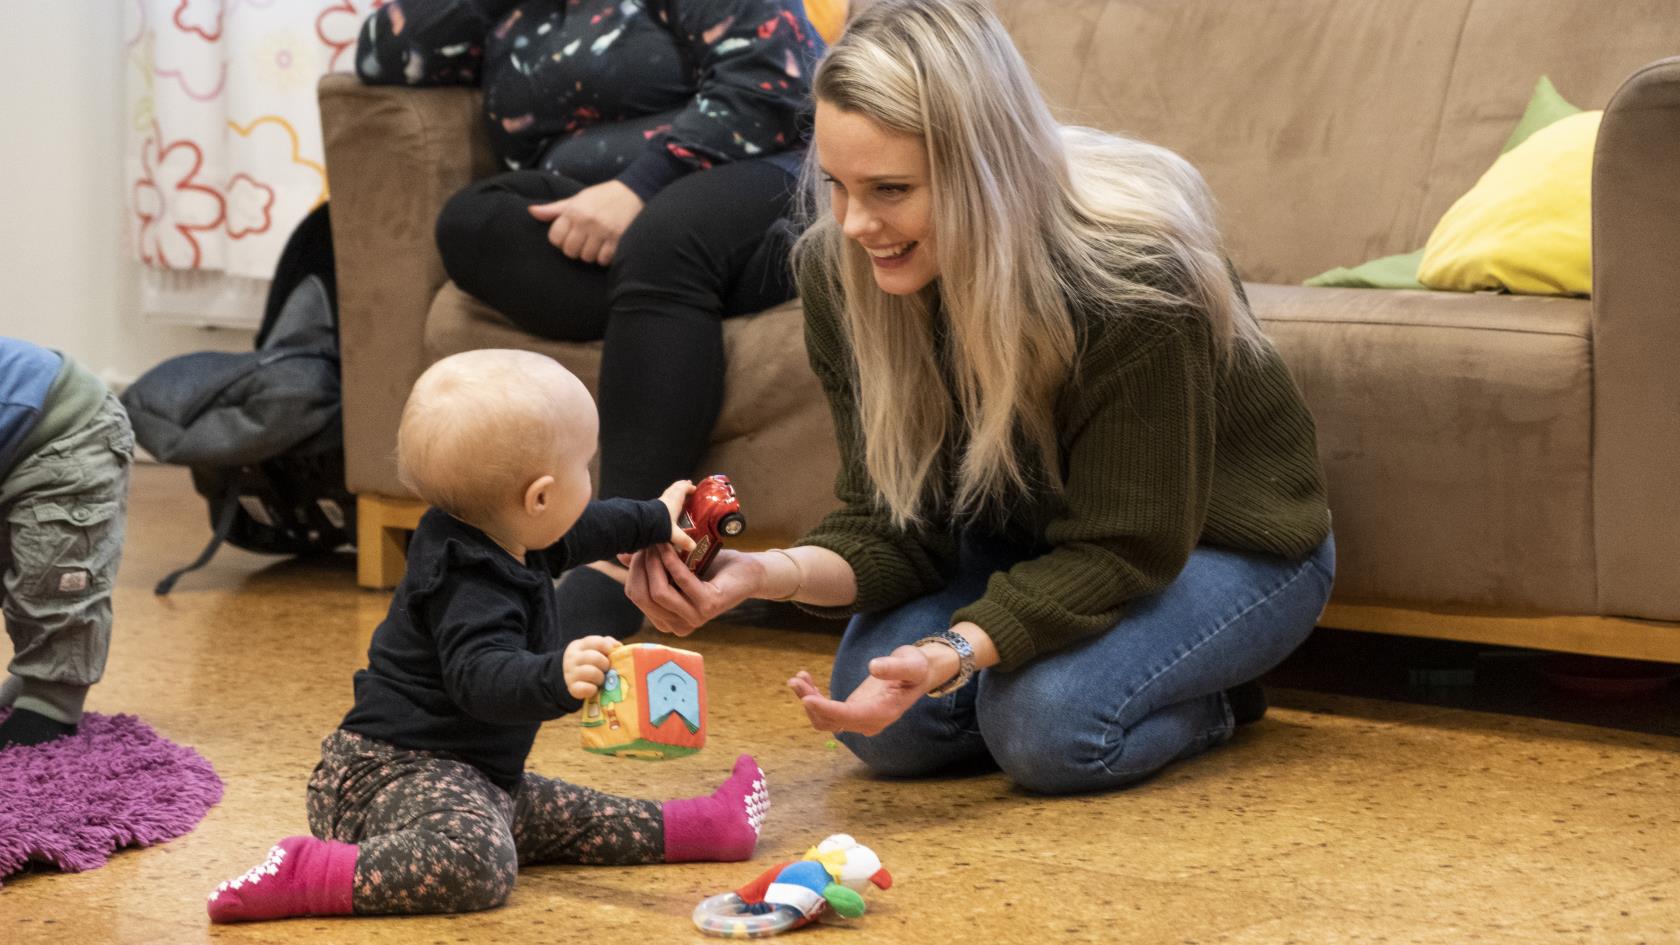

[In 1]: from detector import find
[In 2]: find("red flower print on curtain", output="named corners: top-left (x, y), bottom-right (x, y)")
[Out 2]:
top-left (133, 127), bottom-right (227, 268)
top-left (173, 0), bottom-right (224, 43)
top-left (317, 0), bottom-right (388, 73)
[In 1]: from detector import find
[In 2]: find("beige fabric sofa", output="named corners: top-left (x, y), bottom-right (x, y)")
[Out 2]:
top-left (319, 0), bottom-right (1680, 661)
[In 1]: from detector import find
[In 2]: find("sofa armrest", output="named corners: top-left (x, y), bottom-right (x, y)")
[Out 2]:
top-left (1590, 56), bottom-right (1680, 619)
top-left (318, 74), bottom-right (492, 498)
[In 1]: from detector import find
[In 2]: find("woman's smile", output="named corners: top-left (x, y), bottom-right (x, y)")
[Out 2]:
top-left (865, 240), bottom-right (920, 268)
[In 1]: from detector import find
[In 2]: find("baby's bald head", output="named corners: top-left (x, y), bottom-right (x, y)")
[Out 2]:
top-left (397, 350), bottom-right (597, 524)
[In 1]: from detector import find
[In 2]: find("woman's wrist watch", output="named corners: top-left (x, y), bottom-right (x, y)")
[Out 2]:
top-left (914, 629), bottom-right (977, 697)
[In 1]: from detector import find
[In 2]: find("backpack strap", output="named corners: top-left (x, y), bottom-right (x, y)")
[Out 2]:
top-left (154, 475), bottom-right (243, 595)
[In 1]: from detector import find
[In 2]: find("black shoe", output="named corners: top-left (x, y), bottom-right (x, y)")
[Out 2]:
top-left (0, 707), bottom-right (78, 749)
top-left (1224, 680), bottom-right (1268, 726)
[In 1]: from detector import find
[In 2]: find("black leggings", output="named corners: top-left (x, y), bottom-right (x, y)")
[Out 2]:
top-left (435, 160), bottom-right (799, 502)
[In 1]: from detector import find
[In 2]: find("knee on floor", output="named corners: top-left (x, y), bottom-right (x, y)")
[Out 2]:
top-left (978, 706), bottom-right (1158, 795)
top-left (436, 838), bottom-right (518, 913)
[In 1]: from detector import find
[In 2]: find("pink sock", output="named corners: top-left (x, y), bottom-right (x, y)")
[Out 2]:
top-left (663, 754), bottom-right (770, 863)
top-left (206, 836), bottom-right (358, 923)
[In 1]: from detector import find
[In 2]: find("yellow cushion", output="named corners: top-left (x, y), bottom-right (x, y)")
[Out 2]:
top-left (1419, 109), bottom-right (1601, 296)
top-left (805, 0), bottom-right (849, 45)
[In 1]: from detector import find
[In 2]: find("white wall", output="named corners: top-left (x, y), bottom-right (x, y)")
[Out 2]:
top-left (0, 6), bottom-right (252, 389)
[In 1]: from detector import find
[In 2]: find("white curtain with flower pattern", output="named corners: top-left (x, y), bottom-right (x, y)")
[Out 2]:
top-left (124, 0), bottom-right (383, 325)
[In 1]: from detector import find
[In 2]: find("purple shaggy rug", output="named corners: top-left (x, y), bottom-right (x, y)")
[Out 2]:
top-left (0, 709), bottom-right (222, 885)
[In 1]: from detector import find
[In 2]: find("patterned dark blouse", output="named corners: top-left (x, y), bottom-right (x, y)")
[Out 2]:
top-left (357, 0), bottom-right (823, 198)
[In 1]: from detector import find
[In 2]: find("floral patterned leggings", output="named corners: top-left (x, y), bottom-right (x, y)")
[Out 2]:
top-left (306, 729), bottom-right (664, 914)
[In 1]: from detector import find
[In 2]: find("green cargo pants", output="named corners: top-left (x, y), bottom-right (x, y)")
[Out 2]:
top-left (0, 392), bottom-right (132, 721)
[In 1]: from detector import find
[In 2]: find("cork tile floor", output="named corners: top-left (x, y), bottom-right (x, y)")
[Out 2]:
top-left (3, 464), bottom-right (1678, 945)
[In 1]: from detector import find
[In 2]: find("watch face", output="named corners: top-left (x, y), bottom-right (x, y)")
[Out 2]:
top-left (939, 630), bottom-right (974, 659)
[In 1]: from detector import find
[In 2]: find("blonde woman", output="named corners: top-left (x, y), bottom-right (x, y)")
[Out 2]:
top-left (623, 0), bottom-right (1334, 793)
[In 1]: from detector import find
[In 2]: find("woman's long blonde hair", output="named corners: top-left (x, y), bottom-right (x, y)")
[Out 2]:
top-left (794, 0), bottom-right (1265, 530)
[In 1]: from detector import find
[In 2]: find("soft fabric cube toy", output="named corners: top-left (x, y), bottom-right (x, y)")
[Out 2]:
top-left (580, 643), bottom-right (706, 759)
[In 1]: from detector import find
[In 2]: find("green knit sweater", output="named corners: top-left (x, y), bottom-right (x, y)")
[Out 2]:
top-left (793, 262), bottom-right (1332, 671)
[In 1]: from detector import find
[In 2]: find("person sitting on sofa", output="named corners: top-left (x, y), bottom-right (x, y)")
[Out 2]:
top-left (618, 0), bottom-right (1337, 794)
top-left (355, 0), bottom-right (827, 640)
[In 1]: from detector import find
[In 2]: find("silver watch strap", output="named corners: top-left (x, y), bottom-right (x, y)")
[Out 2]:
top-left (915, 630), bottom-right (976, 697)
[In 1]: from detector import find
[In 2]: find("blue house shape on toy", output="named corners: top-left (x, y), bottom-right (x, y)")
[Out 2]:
top-left (647, 661), bottom-right (701, 733)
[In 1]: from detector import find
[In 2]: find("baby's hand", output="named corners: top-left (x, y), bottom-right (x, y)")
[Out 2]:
top-left (659, 480), bottom-right (698, 553)
top-left (563, 635), bottom-right (620, 700)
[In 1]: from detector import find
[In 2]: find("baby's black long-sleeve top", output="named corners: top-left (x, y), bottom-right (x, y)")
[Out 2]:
top-left (340, 498), bottom-right (670, 790)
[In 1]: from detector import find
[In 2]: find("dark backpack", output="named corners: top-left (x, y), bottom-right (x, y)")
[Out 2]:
top-left (122, 203), bottom-right (355, 594)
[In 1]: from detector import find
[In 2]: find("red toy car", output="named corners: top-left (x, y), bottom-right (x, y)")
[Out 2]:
top-left (680, 474), bottom-right (745, 575)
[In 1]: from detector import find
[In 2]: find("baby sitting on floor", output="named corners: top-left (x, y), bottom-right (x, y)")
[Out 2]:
top-left (208, 349), bottom-right (768, 923)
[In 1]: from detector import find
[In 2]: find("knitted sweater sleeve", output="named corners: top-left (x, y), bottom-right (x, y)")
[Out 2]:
top-left (951, 316), bottom-right (1218, 671)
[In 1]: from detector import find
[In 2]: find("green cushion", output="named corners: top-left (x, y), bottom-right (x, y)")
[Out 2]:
top-left (1303, 250), bottom-right (1427, 290)
top-left (1501, 75), bottom-right (1583, 153)
top-left (1304, 77), bottom-right (1581, 289)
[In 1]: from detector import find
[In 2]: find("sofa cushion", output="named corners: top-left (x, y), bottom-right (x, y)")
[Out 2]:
top-left (1418, 110), bottom-right (1599, 297)
top-left (1304, 249), bottom-right (1426, 291)
top-left (1304, 76), bottom-right (1581, 290)
top-left (1502, 75), bottom-right (1583, 153)
top-left (1408, 0), bottom-right (1680, 249)
top-left (996, 0), bottom-right (1680, 284)
top-left (1001, 0), bottom-right (1472, 285)
top-left (1250, 283), bottom-right (1595, 613)
top-left (424, 282), bottom-right (842, 542)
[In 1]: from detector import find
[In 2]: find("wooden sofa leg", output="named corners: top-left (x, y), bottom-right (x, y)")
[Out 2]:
top-left (356, 494), bottom-right (428, 589)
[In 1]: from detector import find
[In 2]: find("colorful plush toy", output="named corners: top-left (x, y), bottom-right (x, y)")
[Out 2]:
top-left (692, 834), bottom-right (893, 938)
top-left (579, 643), bottom-right (706, 759)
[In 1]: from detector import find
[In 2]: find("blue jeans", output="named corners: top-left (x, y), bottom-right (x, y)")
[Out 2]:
top-left (830, 533), bottom-right (1336, 794)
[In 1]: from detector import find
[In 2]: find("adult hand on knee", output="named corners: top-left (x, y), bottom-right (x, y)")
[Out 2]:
top-left (621, 546), bottom-right (764, 636)
top-left (785, 646), bottom-right (936, 736)
top-left (528, 180), bottom-right (644, 266)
